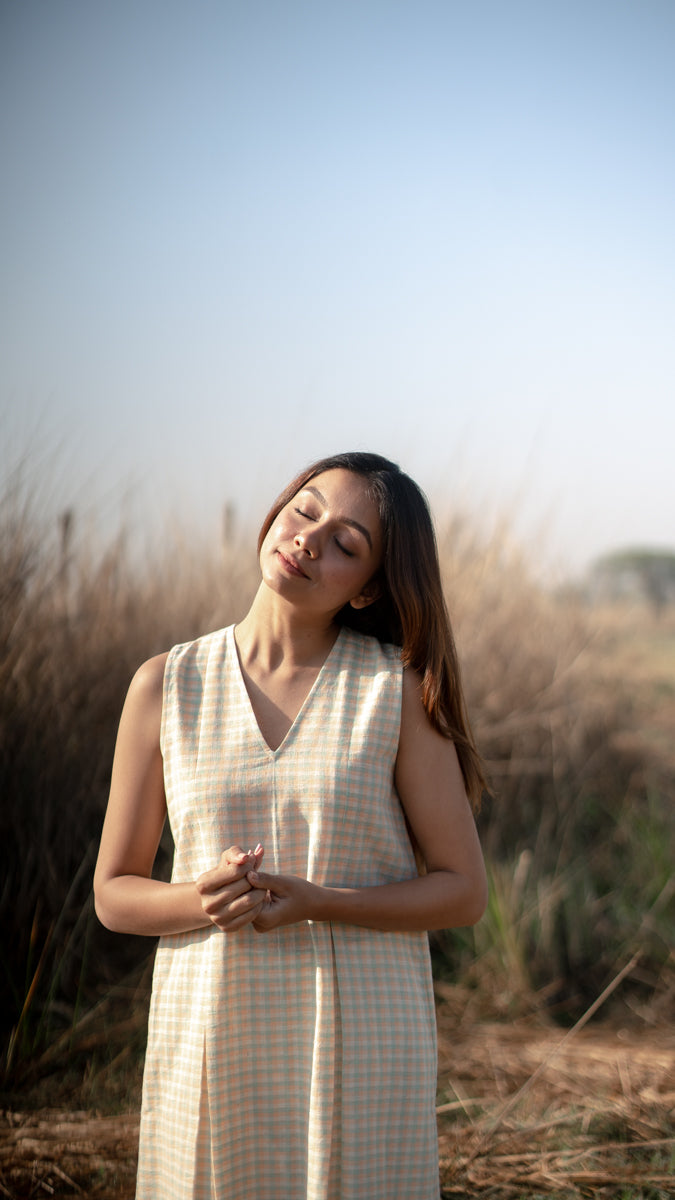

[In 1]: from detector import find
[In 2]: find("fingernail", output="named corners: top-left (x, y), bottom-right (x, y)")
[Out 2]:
top-left (254, 843), bottom-right (263, 854)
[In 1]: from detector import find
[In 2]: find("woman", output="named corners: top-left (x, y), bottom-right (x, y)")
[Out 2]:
top-left (94, 451), bottom-right (488, 1200)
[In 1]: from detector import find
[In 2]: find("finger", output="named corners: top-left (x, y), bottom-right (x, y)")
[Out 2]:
top-left (252, 898), bottom-right (274, 933)
top-left (252, 893), bottom-right (280, 933)
top-left (247, 869), bottom-right (278, 892)
top-left (200, 876), bottom-right (253, 915)
top-left (223, 905), bottom-right (266, 933)
top-left (196, 847), bottom-right (251, 894)
top-left (206, 888), bottom-right (265, 927)
top-left (221, 844), bottom-right (250, 867)
top-left (208, 888), bottom-right (266, 932)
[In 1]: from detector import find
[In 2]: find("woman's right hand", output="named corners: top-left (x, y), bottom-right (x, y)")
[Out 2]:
top-left (196, 844), bottom-right (265, 932)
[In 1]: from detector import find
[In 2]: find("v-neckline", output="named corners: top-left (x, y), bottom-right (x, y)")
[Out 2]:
top-left (228, 625), bottom-right (345, 757)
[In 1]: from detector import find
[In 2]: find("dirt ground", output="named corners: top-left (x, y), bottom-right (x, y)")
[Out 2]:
top-left (435, 999), bottom-right (675, 1197)
top-left (2, 1004), bottom-right (674, 1199)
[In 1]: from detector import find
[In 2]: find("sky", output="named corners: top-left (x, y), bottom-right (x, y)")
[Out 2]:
top-left (2, 0), bottom-right (674, 577)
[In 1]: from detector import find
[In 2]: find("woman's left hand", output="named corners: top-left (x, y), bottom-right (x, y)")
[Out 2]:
top-left (247, 869), bottom-right (318, 932)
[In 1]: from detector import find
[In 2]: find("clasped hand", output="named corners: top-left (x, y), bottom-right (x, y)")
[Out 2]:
top-left (195, 844), bottom-right (315, 933)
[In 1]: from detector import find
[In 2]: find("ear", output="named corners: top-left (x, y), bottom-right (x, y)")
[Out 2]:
top-left (349, 579), bottom-right (381, 610)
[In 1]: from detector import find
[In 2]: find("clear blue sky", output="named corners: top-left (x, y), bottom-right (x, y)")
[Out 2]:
top-left (2, 0), bottom-right (674, 574)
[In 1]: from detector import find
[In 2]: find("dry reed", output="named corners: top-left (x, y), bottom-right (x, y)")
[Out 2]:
top-left (1, 463), bottom-right (673, 1099)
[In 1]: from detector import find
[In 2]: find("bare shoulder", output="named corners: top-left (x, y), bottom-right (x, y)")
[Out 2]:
top-left (398, 665), bottom-right (465, 786)
top-left (401, 665), bottom-right (424, 709)
top-left (129, 651), bottom-right (170, 699)
top-left (399, 666), bottom-right (436, 741)
top-left (120, 651), bottom-right (170, 730)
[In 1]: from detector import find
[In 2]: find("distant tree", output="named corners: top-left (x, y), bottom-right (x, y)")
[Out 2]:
top-left (590, 548), bottom-right (675, 615)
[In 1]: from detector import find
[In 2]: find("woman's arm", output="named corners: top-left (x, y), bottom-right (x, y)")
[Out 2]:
top-left (248, 668), bottom-right (488, 933)
top-left (94, 654), bottom-right (265, 936)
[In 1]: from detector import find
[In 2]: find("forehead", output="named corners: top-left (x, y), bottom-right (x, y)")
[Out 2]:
top-left (298, 469), bottom-right (377, 512)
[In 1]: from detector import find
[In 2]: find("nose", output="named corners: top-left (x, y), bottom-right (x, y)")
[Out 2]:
top-left (294, 529), bottom-right (317, 557)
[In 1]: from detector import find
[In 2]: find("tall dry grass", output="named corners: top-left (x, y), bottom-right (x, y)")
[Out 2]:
top-left (1, 468), bottom-right (673, 1093)
top-left (0, 466), bottom-right (259, 1085)
top-left (437, 514), bottom-right (674, 1020)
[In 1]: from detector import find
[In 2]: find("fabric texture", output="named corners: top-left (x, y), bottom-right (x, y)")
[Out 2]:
top-left (136, 624), bottom-right (440, 1200)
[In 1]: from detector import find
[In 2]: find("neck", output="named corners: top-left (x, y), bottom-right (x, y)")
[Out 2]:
top-left (235, 583), bottom-right (340, 670)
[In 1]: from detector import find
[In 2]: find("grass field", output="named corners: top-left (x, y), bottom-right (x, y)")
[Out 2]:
top-left (1, 468), bottom-right (673, 1197)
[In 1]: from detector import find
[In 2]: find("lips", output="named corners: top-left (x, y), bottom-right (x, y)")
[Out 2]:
top-left (277, 550), bottom-right (309, 579)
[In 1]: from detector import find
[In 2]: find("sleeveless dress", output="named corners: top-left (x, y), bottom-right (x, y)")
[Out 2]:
top-left (136, 624), bottom-right (440, 1200)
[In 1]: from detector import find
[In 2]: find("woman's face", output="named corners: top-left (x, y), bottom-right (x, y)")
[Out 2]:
top-left (260, 468), bottom-right (383, 617)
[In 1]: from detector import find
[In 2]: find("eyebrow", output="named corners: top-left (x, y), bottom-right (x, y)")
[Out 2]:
top-left (304, 485), bottom-right (374, 549)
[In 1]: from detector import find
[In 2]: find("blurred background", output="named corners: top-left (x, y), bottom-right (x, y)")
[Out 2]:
top-left (2, 0), bottom-right (674, 572)
top-left (1, 1), bottom-right (673, 1174)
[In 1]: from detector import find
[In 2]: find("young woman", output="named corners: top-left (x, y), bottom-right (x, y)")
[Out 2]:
top-left (94, 451), bottom-right (488, 1200)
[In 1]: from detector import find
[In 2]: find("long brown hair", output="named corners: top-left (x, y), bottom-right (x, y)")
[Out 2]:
top-left (258, 452), bottom-right (487, 809)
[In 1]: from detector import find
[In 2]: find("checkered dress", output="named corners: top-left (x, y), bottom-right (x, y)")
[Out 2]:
top-left (136, 625), bottom-right (439, 1199)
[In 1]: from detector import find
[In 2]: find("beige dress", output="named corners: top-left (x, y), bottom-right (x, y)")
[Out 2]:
top-left (136, 624), bottom-right (440, 1199)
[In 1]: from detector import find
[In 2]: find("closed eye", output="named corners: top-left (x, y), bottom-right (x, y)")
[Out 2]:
top-left (294, 504), bottom-right (355, 555)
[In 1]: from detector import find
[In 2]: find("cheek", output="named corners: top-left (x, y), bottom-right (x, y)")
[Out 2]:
top-left (263, 515), bottom-right (290, 548)
top-left (331, 559), bottom-right (373, 594)
top-left (259, 527), bottom-right (273, 559)
top-left (259, 524), bottom-right (281, 571)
